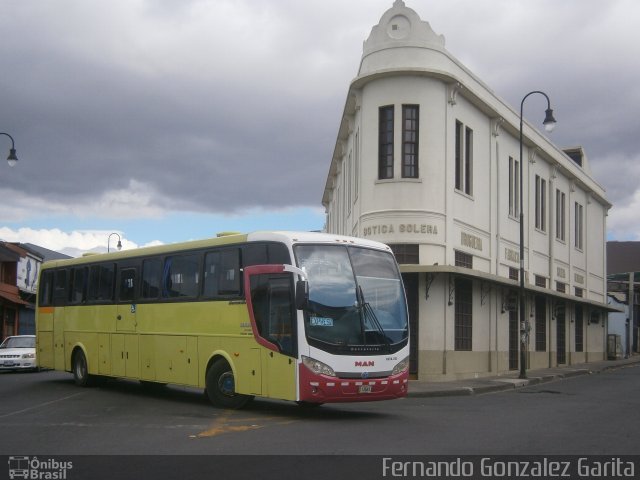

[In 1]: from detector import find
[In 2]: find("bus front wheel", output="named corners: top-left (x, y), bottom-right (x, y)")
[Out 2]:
top-left (72, 349), bottom-right (94, 387)
top-left (205, 360), bottom-right (253, 409)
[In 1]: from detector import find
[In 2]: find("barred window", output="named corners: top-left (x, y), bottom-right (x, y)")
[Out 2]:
top-left (389, 244), bottom-right (419, 264)
top-left (535, 275), bottom-right (547, 288)
top-left (535, 296), bottom-right (546, 352)
top-left (509, 268), bottom-right (519, 281)
top-left (575, 202), bottom-right (584, 250)
top-left (535, 175), bottom-right (547, 232)
top-left (455, 121), bottom-right (473, 195)
top-left (378, 106), bottom-right (394, 179)
top-left (455, 250), bottom-right (473, 269)
top-left (508, 157), bottom-right (520, 217)
top-left (402, 105), bottom-right (419, 178)
top-left (575, 305), bottom-right (584, 352)
top-left (454, 278), bottom-right (473, 351)
top-left (556, 189), bottom-right (566, 241)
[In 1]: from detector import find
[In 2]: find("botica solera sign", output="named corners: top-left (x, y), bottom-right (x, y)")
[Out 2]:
top-left (362, 222), bottom-right (439, 238)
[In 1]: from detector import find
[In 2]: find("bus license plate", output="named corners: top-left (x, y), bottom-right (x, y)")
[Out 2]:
top-left (358, 385), bottom-right (372, 394)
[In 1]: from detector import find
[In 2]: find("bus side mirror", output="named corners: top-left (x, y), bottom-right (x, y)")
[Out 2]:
top-left (295, 280), bottom-right (309, 310)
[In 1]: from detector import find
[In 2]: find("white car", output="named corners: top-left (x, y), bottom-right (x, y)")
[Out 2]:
top-left (0, 335), bottom-right (37, 371)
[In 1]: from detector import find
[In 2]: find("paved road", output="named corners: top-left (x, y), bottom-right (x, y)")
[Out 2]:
top-left (1, 363), bottom-right (639, 457)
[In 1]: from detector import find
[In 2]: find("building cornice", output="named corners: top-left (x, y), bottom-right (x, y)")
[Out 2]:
top-left (399, 264), bottom-right (621, 312)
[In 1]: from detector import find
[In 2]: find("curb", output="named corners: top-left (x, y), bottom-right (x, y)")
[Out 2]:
top-left (407, 360), bottom-right (640, 398)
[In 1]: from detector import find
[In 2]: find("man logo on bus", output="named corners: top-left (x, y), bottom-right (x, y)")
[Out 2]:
top-left (355, 360), bottom-right (374, 367)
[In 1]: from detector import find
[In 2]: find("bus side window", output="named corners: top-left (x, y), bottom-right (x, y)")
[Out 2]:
top-left (39, 270), bottom-right (54, 306)
top-left (53, 269), bottom-right (68, 306)
top-left (203, 251), bottom-right (220, 297)
top-left (203, 249), bottom-right (240, 298)
top-left (119, 268), bottom-right (137, 302)
top-left (219, 249), bottom-right (240, 295)
top-left (141, 258), bottom-right (161, 299)
top-left (69, 267), bottom-right (87, 304)
top-left (242, 244), bottom-right (268, 267)
top-left (87, 264), bottom-right (115, 302)
top-left (162, 254), bottom-right (200, 298)
top-left (242, 243), bottom-right (291, 267)
top-left (268, 243), bottom-right (291, 264)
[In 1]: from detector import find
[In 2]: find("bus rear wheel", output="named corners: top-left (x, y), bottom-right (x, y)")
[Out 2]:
top-left (205, 360), bottom-right (253, 409)
top-left (72, 349), bottom-right (94, 387)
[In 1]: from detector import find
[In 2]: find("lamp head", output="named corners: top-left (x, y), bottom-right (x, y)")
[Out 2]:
top-left (543, 108), bottom-right (557, 133)
top-left (117, 240), bottom-right (122, 251)
top-left (7, 148), bottom-right (18, 167)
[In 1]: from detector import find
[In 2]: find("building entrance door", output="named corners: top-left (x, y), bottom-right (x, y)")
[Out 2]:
top-left (508, 309), bottom-right (518, 370)
top-left (402, 273), bottom-right (419, 377)
top-left (556, 304), bottom-right (566, 364)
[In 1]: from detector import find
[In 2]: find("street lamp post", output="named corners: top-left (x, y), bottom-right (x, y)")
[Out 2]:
top-left (519, 91), bottom-right (557, 379)
top-left (108, 233), bottom-right (122, 253)
top-left (0, 132), bottom-right (19, 167)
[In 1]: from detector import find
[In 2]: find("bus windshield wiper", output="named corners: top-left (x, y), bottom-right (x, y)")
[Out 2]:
top-left (357, 285), bottom-right (391, 351)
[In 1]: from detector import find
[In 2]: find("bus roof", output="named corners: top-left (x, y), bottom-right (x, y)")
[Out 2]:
top-left (40, 231), bottom-right (392, 269)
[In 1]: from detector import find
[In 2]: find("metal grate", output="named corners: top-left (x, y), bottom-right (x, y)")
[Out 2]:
top-left (454, 278), bottom-right (473, 351)
top-left (509, 268), bottom-right (519, 281)
top-left (535, 296), bottom-right (547, 352)
top-left (455, 250), bottom-right (473, 269)
top-left (389, 244), bottom-right (419, 264)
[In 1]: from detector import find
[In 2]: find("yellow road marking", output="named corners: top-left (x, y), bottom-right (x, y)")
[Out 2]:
top-left (193, 412), bottom-right (296, 438)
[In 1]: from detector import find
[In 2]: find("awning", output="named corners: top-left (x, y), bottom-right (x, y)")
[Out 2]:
top-left (399, 264), bottom-right (622, 313)
top-left (0, 290), bottom-right (30, 306)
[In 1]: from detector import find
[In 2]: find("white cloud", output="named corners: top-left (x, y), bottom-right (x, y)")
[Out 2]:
top-left (0, 227), bottom-right (158, 257)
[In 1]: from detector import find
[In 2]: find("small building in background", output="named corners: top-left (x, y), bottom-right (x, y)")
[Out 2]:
top-left (607, 242), bottom-right (640, 358)
top-left (0, 241), bottom-right (70, 338)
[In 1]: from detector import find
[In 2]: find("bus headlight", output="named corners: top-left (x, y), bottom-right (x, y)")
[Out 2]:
top-left (391, 356), bottom-right (410, 376)
top-left (302, 356), bottom-right (336, 377)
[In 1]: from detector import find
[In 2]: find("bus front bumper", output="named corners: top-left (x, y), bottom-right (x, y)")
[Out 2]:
top-left (298, 365), bottom-right (408, 403)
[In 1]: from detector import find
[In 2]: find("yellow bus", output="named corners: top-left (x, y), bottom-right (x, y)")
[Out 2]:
top-left (36, 231), bottom-right (409, 408)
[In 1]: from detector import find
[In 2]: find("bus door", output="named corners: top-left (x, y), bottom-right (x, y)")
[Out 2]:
top-left (244, 265), bottom-right (297, 401)
top-left (52, 269), bottom-right (68, 370)
top-left (116, 267), bottom-right (138, 332)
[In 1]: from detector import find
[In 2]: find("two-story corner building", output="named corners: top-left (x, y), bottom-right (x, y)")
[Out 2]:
top-left (0, 242), bottom-right (36, 339)
top-left (322, 1), bottom-right (614, 380)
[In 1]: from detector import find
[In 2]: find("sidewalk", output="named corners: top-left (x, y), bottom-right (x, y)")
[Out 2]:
top-left (407, 355), bottom-right (640, 398)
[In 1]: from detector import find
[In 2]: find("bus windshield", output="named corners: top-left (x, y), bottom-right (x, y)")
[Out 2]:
top-left (294, 244), bottom-right (408, 353)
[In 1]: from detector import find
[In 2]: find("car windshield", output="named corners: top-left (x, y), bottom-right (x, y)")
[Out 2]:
top-left (0, 337), bottom-right (35, 349)
top-left (294, 244), bottom-right (408, 351)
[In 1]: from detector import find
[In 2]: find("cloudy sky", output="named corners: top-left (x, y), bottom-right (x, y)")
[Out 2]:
top-left (1, 0), bottom-right (638, 256)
